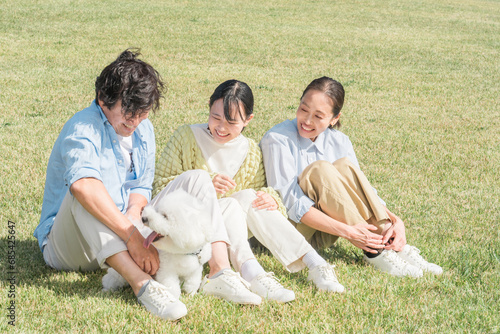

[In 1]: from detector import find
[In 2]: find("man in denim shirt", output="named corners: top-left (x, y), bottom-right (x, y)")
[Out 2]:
top-left (33, 49), bottom-right (189, 320)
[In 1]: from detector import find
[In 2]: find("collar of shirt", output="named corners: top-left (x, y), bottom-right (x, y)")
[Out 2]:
top-left (294, 119), bottom-right (326, 155)
top-left (95, 101), bottom-right (108, 124)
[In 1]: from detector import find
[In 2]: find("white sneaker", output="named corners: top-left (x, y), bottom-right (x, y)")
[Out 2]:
top-left (200, 269), bottom-right (262, 305)
top-left (137, 280), bottom-right (187, 321)
top-left (398, 245), bottom-right (443, 275)
top-left (307, 264), bottom-right (345, 293)
top-left (250, 272), bottom-right (295, 303)
top-left (364, 250), bottom-right (423, 278)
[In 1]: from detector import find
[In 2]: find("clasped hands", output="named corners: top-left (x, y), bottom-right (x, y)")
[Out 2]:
top-left (348, 216), bottom-right (406, 253)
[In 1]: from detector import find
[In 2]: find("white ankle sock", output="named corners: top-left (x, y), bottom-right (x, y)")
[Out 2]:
top-left (240, 259), bottom-right (265, 282)
top-left (302, 250), bottom-right (327, 269)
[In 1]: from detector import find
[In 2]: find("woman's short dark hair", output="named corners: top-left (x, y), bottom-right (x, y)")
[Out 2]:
top-left (95, 48), bottom-right (164, 118)
top-left (209, 80), bottom-right (254, 121)
top-left (301, 77), bottom-right (344, 129)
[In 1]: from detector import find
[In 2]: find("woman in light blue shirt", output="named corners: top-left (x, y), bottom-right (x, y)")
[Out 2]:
top-left (260, 77), bottom-right (442, 282)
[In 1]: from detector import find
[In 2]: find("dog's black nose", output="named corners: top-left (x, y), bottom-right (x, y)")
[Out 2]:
top-left (142, 216), bottom-right (148, 224)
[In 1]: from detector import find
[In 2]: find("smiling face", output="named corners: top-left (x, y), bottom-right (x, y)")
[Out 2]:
top-left (296, 89), bottom-right (340, 142)
top-left (100, 99), bottom-right (150, 137)
top-left (208, 98), bottom-right (253, 144)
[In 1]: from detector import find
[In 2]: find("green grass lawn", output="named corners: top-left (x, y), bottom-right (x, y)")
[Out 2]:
top-left (1, 0), bottom-right (499, 332)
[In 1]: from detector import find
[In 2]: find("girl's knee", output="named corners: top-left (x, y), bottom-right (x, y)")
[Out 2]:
top-left (221, 196), bottom-right (240, 207)
top-left (181, 169), bottom-right (212, 184)
top-left (231, 189), bottom-right (257, 206)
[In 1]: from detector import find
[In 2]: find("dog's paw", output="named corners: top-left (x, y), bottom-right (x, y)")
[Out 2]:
top-left (102, 268), bottom-right (128, 292)
top-left (182, 271), bottom-right (203, 296)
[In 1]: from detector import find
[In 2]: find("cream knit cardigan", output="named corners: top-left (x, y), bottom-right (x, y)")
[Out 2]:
top-left (153, 125), bottom-right (288, 217)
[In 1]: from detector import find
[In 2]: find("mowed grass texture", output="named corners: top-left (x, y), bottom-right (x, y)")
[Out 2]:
top-left (0, 0), bottom-right (499, 332)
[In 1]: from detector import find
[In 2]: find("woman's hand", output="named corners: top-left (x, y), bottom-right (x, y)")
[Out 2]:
top-left (382, 216), bottom-right (406, 252)
top-left (212, 174), bottom-right (236, 195)
top-left (252, 191), bottom-right (278, 211)
top-left (346, 223), bottom-right (385, 253)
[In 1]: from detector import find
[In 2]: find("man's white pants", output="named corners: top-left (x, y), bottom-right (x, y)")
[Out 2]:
top-left (43, 170), bottom-right (229, 271)
top-left (221, 189), bottom-right (313, 273)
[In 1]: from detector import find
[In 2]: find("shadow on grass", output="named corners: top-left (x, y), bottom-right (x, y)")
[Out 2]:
top-left (248, 237), bottom-right (370, 288)
top-left (249, 236), bottom-right (365, 266)
top-left (1, 237), bottom-right (137, 305)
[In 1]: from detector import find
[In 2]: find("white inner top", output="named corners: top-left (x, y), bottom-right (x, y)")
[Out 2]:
top-left (190, 123), bottom-right (249, 178)
top-left (117, 134), bottom-right (136, 181)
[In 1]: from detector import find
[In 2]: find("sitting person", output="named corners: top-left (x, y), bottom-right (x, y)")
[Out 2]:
top-left (153, 79), bottom-right (346, 302)
top-left (34, 50), bottom-right (260, 322)
top-left (260, 76), bottom-right (442, 284)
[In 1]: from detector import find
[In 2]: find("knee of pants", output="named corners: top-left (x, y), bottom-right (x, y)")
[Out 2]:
top-left (300, 160), bottom-right (335, 180)
top-left (180, 169), bottom-right (212, 186)
top-left (332, 157), bottom-right (356, 175)
top-left (230, 189), bottom-right (257, 209)
top-left (182, 170), bottom-right (217, 198)
top-left (219, 196), bottom-right (239, 208)
top-left (299, 160), bottom-right (341, 191)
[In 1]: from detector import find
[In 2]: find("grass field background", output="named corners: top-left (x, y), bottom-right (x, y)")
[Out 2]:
top-left (1, 0), bottom-right (499, 332)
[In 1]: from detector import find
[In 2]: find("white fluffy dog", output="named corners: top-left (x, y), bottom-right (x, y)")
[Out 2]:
top-left (102, 189), bottom-right (213, 298)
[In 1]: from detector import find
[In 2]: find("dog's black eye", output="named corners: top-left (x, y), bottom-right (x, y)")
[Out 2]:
top-left (162, 213), bottom-right (168, 219)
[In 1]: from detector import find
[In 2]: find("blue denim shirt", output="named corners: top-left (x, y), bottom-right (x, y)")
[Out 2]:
top-left (34, 100), bottom-right (156, 251)
top-left (260, 119), bottom-right (384, 224)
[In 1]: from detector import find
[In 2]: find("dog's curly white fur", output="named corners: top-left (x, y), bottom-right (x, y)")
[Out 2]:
top-left (102, 190), bottom-right (213, 298)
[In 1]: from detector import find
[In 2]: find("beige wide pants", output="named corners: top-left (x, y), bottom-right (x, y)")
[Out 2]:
top-left (295, 158), bottom-right (390, 250)
top-left (221, 189), bottom-right (314, 273)
top-left (43, 170), bottom-right (229, 271)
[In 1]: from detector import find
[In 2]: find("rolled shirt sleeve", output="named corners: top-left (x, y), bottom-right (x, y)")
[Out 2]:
top-left (62, 132), bottom-right (103, 188)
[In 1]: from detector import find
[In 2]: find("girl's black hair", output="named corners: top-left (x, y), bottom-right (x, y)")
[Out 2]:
top-left (209, 80), bottom-right (254, 121)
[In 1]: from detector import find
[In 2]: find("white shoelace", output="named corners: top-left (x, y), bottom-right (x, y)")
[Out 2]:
top-left (257, 272), bottom-right (284, 293)
top-left (403, 246), bottom-right (428, 265)
top-left (147, 284), bottom-right (176, 311)
top-left (318, 264), bottom-right (339, 282)
top-left (222, 270), bottom-right (252, 290)
top-left (383, 250), bottom-right (410, 270)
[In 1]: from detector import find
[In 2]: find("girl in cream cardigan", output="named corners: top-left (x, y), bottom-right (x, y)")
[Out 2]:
top-left (153, 80), bottom-right (345, 302)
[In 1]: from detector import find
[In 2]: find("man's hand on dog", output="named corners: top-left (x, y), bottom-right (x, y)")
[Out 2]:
top-left (127, 230), bottom-right (160, 275)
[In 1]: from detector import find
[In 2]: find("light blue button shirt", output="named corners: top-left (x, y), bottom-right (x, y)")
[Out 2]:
top-left (260, 119), bottom-right (384, 224)
top-left (34, 100), bottom-right (156, 251)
